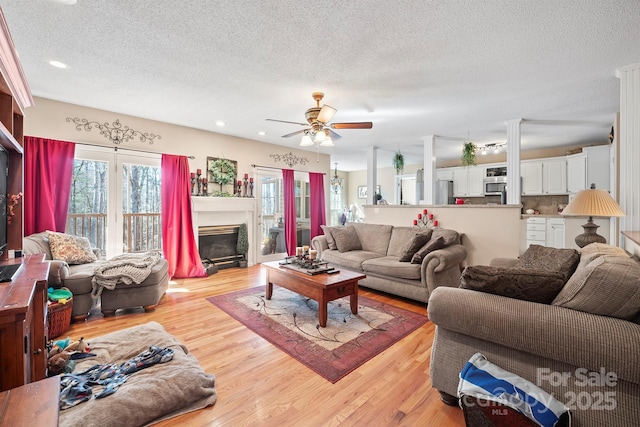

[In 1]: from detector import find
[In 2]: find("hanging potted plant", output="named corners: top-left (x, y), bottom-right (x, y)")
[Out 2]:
top-left (392, 150), bottom-right (405, 175)
top-left (461, 142), bottom-right (477, 167)
top-left (236, 222), bottom-right (249, 268)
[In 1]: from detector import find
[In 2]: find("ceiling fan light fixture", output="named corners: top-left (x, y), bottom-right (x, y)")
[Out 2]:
top-left (314, 131), bottom-right (326, 143)
top-left (317, 105), bottom-right (337, 124)
top-left (319, 136), bottom-right (334, 147)
top-left (300, 134), bottom-right (314, 146)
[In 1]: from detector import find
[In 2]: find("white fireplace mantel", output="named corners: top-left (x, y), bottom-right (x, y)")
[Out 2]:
top-left (191, 197), bottom-right (257, 266)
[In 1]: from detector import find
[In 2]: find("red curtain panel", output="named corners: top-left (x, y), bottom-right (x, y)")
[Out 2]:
top-left (309, 172), bottom-right (326, 240)
top-left (282, 169), bottom-right (297, 256)
top-left (161, 154), bottom-right (206, 278)
top-left (23, 136), bottom-right (75, 236)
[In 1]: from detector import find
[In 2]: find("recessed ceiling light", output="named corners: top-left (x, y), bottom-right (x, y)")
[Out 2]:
top-left (215, 120), bottom-right (225, 127)
top-left (52, 0), bottom-right (78, 4)
top-left (49, 60), bottom-right (68, 69)
top-left (258, 131), bottom-right (266, 136)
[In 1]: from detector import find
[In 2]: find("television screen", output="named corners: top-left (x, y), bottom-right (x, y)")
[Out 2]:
top-left (0, 146), bottom-right (7, 256)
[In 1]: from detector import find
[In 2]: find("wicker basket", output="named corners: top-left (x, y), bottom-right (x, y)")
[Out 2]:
top-left (47, 297), bottom-right (73, 339)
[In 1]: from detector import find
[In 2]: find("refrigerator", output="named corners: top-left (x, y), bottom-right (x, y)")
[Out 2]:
top-left (436, 180), bottom-right (454, 205)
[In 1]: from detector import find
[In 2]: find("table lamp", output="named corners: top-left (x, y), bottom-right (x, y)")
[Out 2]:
top-left (561, 184), bottom-right (625, 247)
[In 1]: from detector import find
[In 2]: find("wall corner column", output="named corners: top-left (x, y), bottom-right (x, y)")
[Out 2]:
top-left (366, 146), bottom-right (378, 205)
top-left (505, 119), bottom-right (522, 206)
top-left (422, 135), bottom-right (436, 204)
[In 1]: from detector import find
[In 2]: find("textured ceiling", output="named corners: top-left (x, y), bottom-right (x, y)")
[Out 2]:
top-left (2, 1), bottom-right (640, 171)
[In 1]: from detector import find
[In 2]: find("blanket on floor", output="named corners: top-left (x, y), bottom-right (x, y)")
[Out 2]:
top-left (91, 252), bottom-right (162, 297)
top-left (58, 321), bottom-right (217, 427)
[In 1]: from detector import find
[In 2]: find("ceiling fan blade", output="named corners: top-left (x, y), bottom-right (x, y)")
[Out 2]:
top-left (317, 104), bottom-right (336, 124)
top-left (281, 129), bottom-right (307, 138)
top-left (331, 122), bottom-right (373, 129)
top-left (327, 129), bottom-right (342, 140)
top-left (266, 118), bottom-right (308, 126)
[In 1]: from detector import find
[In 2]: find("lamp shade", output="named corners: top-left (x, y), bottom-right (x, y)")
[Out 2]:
top-left (299, 134), bottom-right (314, 146)
top-left (561, 188), bottom-right (625, 218)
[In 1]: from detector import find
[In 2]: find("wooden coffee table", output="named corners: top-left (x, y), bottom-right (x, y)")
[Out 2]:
top-left (263, 260), bottom-right (366, 327)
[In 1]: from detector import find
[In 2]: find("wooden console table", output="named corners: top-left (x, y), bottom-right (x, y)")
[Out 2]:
top-left (0, 254), bottom-right (49, 391)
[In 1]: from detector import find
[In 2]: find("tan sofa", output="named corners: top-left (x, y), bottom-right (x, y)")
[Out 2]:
top-left (428, 243), bottom-right (640, 426)
top-left (311, 223), bottom-right (467, 303)
top-left (24, 232), bottom-right (170, 322)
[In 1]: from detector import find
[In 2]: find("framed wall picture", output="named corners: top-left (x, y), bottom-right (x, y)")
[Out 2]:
top-left (357, 185), bottom-right (380, 199)
top-left (207, 157), bottom-right (237, 196)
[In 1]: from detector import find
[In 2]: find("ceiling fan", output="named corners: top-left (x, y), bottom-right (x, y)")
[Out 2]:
top-left (266, 92), bottom-right (373, 147)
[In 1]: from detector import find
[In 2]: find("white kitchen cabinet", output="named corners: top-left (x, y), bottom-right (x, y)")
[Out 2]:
top-left (521, 161), bottom-right (543, 195)
top-left (566, 153), bottom-right (587, 193)
top-left (542, 159), bottom-right (567, 194)
top-left (452, 167), bottom-right (468, 197)
top-left (468, 166), bottom-right (485, 196)
top-left (526, 217), bottom-right (546, 247)
top-left (546, 218), bottom-right (565, 248)
top-left (452, 166), bottom-right (484, 197)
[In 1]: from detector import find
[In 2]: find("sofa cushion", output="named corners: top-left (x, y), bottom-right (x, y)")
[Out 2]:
top-left (460, 265), bottom-right (566, 304)
top-left (23, 232), bottom-right (54, 260)
top-left (398, 229), bottom-right (433, 262)
top-left (320, 225), bottom-right (340, 250)
top-left (411, 236), bottom-right (446, 264)
top-left (517, 244), bottom-right (580, 281)
top-left (47, 231), bottom-right (98, 265)
top-left (552, 255), bottom-right (640, 320)
top-left (331, 226), bottom-right (362, 252)
top-left (431, 229), bottom-right (460, 247)
top-left (320, 249), bottom-right (381, 271)
top-left (387, 226), bottom-right (421, 257)
top-left (362, 256), bottom-right (422, 280)
top-left (351, 223), bottom-right (393, 254)
top-left (577, 242), bottom-right (630, 269)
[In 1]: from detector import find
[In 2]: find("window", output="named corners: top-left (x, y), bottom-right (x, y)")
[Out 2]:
top-left (67, 146), bottom-right (161, 258)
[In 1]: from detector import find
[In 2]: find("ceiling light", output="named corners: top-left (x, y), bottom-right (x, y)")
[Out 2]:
top-left (314, 131), bottom-right (326, 143)
top-left (481, 147), bottom-right (487, 155)
top-left (257, 131), bottom-right (266, 136)
top-left (52, 0), bottom-right (78, 4)
top-left (215, 120), bottom-right (225, 127)
top-left (299, 134), bottom-right (314, 146)
top-left (330, 163), bottom-right (342, 193)
top-left (49, 60), bottom-right (68, 69)
top-left (319, 136), bottom-right (334, 147)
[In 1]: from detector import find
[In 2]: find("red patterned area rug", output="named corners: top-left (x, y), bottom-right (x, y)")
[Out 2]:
top-left (207, 286), bottom-right (427, 383)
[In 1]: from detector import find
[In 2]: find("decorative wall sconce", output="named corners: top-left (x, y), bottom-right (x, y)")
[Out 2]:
top-left (66, 117), bottom-right (161, 145)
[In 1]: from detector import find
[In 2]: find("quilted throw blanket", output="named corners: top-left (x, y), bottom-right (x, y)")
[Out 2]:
top-left (91, 252), bottom-right (162, 297)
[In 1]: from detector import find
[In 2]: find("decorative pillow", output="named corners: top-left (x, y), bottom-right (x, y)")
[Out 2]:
top-left (517, 244), bottom-right (580, 281)
top-left (431, 229), bottom-right (460, 247)
top-left (411, 236), bottom-right (446, 264)
top-left (331, 226), bottom-right (362, 253)
top-left (398, 230), bottom-right (433, 262)
top-left (320, 225), bottom-right (339, 250)
top-left (552, 255), bottom-right (640, 320)
top-left (577, 242), bottom-right (630, 269)
top-left (460, 265), bottom-right (566, 304)
top-left (47, 231), bottom-right (98, 265)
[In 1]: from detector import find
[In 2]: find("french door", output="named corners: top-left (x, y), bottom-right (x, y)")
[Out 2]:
top-left (255, 168), bottom-right (310, 263)
top-left (67, 146), bottom-right (161, 258)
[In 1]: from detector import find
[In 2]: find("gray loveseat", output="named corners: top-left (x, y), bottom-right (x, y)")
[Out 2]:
top-left (24, 232), bottom-right (170, 322)
top-left (311, 223), bottom-right (467, 303)
top-left (429, 243), bottom-right (640, 426)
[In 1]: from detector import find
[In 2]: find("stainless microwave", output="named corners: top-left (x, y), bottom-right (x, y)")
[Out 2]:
top-left (483, 177), bottom-right (507, 195)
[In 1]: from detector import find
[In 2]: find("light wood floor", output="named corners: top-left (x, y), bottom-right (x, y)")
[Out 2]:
top-left (65, 265), bottom-right (465, 426)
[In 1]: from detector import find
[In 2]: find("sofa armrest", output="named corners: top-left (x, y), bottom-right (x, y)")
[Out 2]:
top-left (421, 244), bottom-right (467, 293)
top-left (428, 286), bottom-right (640, 385)
top-left (45, 260), bottom-right (71, 287)
top-left (490, 257), bottom-right (520, 268)
top-left (311, 235), bottom-right (329, 257)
